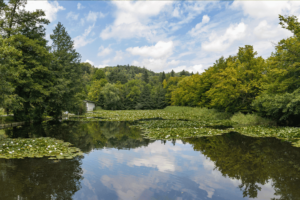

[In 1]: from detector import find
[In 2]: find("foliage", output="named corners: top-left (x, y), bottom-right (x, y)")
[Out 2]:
top-left (0, 137), bottom-right (83, 159)
top-left (230, 112), bottom-right (276, 126)
top-left (47, 22), bottom-right (83, 120)
top-left (88, 78), bottom-right (108, 103)
top-left (100, 83), bottom-right (122, 110)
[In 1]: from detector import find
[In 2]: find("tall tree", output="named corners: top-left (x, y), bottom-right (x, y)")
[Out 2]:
top-left (47, 22), bottom-right (83, 120)
top-left (142, 70), bottom-right (149, 83)
top-left (0, 0), bottom-right (52, 122)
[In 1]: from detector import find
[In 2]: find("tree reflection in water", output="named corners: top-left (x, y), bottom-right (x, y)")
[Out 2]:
top-left (0, 157), bottom-right (83, 200)
top-left (1, 121), bottom-right (153, 199)
top-left (184, 132), bottom-right (300, 200)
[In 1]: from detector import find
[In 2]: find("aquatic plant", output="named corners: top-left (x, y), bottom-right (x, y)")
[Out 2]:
top-left (0, 137), bottom-right (83, 159)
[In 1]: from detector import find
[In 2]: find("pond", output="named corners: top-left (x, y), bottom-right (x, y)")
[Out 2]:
top-left (1, 121), bottom-right (300, 200)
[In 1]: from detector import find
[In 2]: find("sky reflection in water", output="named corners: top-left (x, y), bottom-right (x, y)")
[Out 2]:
top-left (1, 121), bottom-right (299, 199)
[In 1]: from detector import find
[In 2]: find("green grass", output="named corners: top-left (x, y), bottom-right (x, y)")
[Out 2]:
top-left (231, 112), bottom-right (276, 126)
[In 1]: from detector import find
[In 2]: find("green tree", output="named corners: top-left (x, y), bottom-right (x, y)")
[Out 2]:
top-left (100, 83), bottom-right (121, 110)
top-left (253, 15), bottom-right (300, 124)
top-left (92, 68), bottom-right (105, 80)
top-left (47, 22), bottom-right (83, 120)
top-left (0, 0), bottom-right (53, 122)
top-left (88, 78), bottom-right (108, 106)
top-left (0, 36), bottom-right (21, 113)
top-left (142, 69), bottom-right (149, 83)
top-left (206, 46), bottom-right (266, 112)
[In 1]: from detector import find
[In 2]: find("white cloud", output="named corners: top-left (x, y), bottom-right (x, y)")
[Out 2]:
top-left (25, 1), bottom-right (64, 22)
top-left (254, 20), bottom-right (290, 40)
top-left (100, 1), bottom-right (173, 40)
top-left (85, 59), bottom-right (94, 65)
top-left (113, 51), bottom-right (124, 61)
top-left (128, 155), bottom-right (175, 172)
top-left (167, 60), bottom-right (180, 66)
top-left (97, 46), bottom-right (112, 57)
top-left (77, 3), bottom-right (84, 10)
top-left (127, 41), bottom-right (173, 59)
top-left (231, 1), bottom-right (295, 20)
top-left (202, 22), bottom-right (246, 52)
top-left (189, 15), bottom-right (210, 37)
top-left (132, 58), bottom-right (167, 71)
top-left (66, 11), bottom-right (79, 20)
top-left (86, 11), bottom-right (105, 22)
top-left (73, 25), bottom-right (95, 48)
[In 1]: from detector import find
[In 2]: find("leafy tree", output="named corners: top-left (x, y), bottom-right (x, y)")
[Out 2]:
top-left (163, 76), bottom-right (184, 105)
top-left (253, 15), bottom-right (300, 124)
top-left (0, 0), bottom-right (53, 122)
top-left (0, 36), bottom-right (21, 112)
top-left (92, 68), bottom-right (105, 81)
top-left (88, 79), bottom-right (108, 104)
top-left (47, 22), bottom-right (83, 120)
top-left (206, 45), bottom-right (266, 112)
top-left (100, 83), bottom-right (121, 110)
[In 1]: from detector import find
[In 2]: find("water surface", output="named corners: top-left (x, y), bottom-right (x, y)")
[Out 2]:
top-left (1, 121), bottom-right (300, 200)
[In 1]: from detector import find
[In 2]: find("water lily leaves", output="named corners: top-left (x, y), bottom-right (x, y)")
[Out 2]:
top-left (0, 137), bottom-right (83, 160)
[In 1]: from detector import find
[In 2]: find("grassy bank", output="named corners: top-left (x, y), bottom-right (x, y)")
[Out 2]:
top-left (68, 106), bottom-right (300, 147)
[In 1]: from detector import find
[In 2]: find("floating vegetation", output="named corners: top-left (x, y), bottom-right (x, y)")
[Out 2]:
top-left (66, 108), bottom-right (300, 148)
top-left (0, 137), bottom-right (83, 159)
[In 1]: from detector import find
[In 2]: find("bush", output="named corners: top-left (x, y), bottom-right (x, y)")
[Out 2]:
top-left (231, 112), bottom-right (276, 126)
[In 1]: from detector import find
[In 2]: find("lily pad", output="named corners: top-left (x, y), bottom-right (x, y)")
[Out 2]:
top-left (0, 137), bottom-right (84, 160)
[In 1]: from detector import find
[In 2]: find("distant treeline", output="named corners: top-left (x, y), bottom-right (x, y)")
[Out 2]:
top-left (81, 64), bottom-right (192, 110)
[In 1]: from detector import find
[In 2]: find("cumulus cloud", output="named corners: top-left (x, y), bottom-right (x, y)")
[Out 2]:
top-left (254, 20), bottom-right (290, 39)
top-left (127, 41), bottom-right (173, 59)
top-left (66, 11), bottom-right (79, 20)
top-left (97, 46), bottom-right (112, 57)
top-left (202, 22), bottom-right (246, 52)
top-left (100, 1), bottom-right (172, 40)
top-left (25, 1), bottom-right (64, 22)
top-left (73, 25), bottom-right (95, 48)
top-left (230, 1), bottom-right (299, 20)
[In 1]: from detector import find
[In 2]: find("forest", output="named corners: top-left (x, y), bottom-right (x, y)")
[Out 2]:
top-left (1, 0), bottom-right (300, 126)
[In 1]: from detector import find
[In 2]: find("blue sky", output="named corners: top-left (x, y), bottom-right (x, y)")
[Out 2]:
top-left (25, 1), bottom-right (300, 73)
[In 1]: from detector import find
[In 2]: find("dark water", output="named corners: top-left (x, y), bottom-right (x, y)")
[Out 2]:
top-left (1, 121), bottom-right (300, 200)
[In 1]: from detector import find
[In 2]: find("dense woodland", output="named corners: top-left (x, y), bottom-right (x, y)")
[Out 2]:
top-left (1, 0), bottom-right (300, 125)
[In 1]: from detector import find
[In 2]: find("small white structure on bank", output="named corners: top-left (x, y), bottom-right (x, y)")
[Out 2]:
top-left (84, 100), bottom-right (95, 112)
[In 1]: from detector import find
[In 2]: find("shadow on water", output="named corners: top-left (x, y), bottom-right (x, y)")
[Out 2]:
top-left (184, 132), bottom-right (300, 200)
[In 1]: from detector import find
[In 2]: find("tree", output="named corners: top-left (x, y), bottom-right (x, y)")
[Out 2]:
top-left (47, 22), bottom-right (83, 120)
top-left (100, 83), bottom-right (121, 110)
top-left (0, 0), bottom-right (53, 122)
top-left (138, 84), bottom-right (151, 109)
top-left (252, 15), bottom-right (300, 124)
top-left (159, 71), bottom-right (166, 83)
top-left (206, 45), bottom-right (266, 112)
top-left (142, 70), bottom-right (149, 83)
top-left (92, 68), bottom-right (105, 80)
top-left (170, 70), bottom-right (175, 77)
top-left (88, 79), bottom-right (108, 104)
top-left (0, 36), bottom-right (21, 113)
